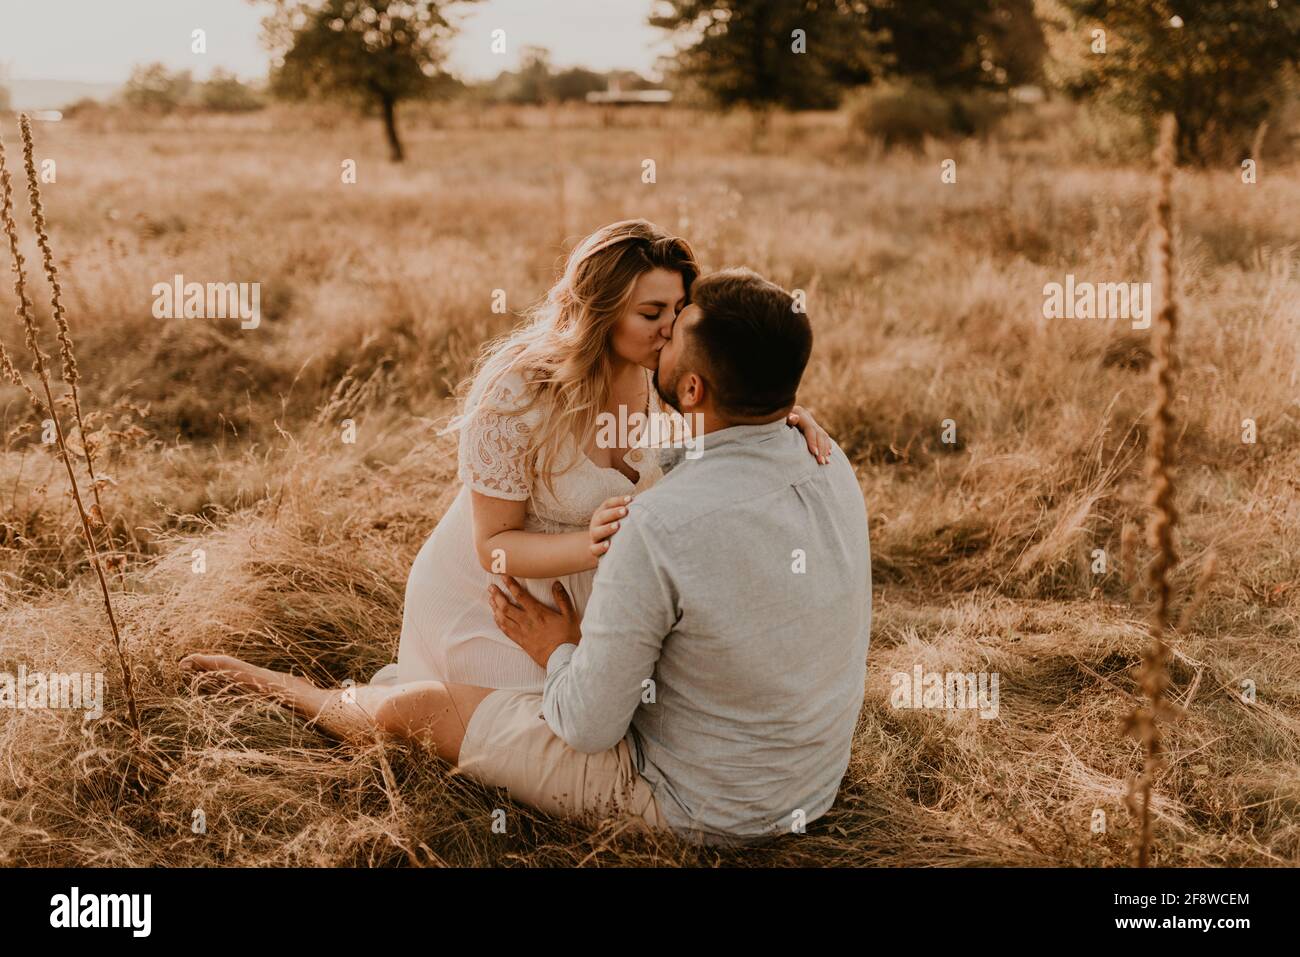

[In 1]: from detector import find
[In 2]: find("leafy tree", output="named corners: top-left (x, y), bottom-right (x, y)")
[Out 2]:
top-left (1058, 0), bottom-right (1300, 161)
top-left (651, 0), bottom-right (1042, 117)
top-left (606, 70), bottom-right (660, 92)
top-left (509, 46), bottom-right (553, 104)
top-left (200, 68), bottom-right (265, 111)
top-left (991, 0), bottom-right (1049, 87)
top-left (650, 0), bottom-right (883, 112)
top-left (122, 63), bottom-right (194, 113)
top-left (867, 0), bottom-right (1044, 89)
top-left (0, 84), bottom-right (10, 113)
top-left (261, 0), bottom-right (475, 161)
top-left (473, 63), bottom-right (653, 105)
top-left (550, 67), bottom-right (607, 102)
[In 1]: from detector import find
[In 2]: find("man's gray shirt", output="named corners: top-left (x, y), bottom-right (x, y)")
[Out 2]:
top-left (542, 419), bottom-right (872, 840)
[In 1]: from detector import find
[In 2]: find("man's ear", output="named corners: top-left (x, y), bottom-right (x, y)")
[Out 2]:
top-left (679, 371), bottom-right (704, 411)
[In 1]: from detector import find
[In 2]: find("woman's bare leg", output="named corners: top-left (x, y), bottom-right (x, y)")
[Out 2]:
top-left (180, 653), bottom-right (495, 762)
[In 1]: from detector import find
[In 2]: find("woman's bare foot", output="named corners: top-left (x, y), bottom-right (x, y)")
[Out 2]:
top-left (179, 653), bottom-right (490, 752)
top-left (180, 653), bottom-right (368, 739)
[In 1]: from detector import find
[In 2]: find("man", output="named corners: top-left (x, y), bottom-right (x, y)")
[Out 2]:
top-left (478, 267), bottom-right (872, 840)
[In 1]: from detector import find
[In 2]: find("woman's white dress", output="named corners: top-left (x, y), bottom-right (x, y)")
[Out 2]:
top-left (371, 367), bottom-right (666, 692)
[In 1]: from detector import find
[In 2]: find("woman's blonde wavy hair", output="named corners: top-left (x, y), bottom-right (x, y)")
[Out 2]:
top-left (453, 219), bottom-right (699, 495)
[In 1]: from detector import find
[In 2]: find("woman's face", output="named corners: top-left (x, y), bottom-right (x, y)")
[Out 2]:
top-left (609, 268), bottom-right (686, 371)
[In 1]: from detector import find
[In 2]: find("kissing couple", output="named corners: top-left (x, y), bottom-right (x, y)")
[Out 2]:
top-left (183, 219), bottom-right (872, 843)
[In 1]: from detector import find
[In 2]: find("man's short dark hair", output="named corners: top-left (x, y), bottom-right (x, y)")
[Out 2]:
top-left (685, 268), bottom-right (812, 418)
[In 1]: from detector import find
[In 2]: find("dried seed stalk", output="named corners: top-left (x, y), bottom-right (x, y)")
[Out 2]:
top-left (0, 117), bottom-right (138, 735)
top-left (1127, 113), bottom-right (1179, 868)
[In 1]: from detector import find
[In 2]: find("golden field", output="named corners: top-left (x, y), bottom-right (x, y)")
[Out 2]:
top-left (0, 103), bottom-right (1297, 866)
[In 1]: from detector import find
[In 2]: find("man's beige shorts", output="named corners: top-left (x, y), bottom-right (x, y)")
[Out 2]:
top-left (458, 689), bottom-right (665, 828)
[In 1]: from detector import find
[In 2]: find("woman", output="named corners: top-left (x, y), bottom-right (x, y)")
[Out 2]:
top-left (182, 220), bottom-right (831, 733)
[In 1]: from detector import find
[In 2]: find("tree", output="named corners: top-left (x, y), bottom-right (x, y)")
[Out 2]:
top-left (867, 0), bottom-right (1044, 89)
top-left (200, 68), bottom-right (265, 111)
top-left (990, 0), bottom-right (1048, 87)
top-left (473, 64), bottom-right (653, 105)
top-left (1058, 0), bottom-right (1300, 161)
top-left (261, 0), bottom-right (475, 161)
top-left (550, 67), bottom-right (607, 103)
top-left (122, 63), bottom-right (194, 113)
top-left (651, 0), bottom-right (1043, 117)
top-left (650, 0), bottom-right (884, 113)
top-left (510, 46), bottom-right (553, 104)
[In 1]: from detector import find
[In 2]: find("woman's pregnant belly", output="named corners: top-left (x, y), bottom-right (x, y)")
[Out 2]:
top-left (394, 484), bottom-right (595, 692)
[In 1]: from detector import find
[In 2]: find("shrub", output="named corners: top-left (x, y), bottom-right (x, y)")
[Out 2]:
top-left (122, 62), bottom-right (192, 113)
top-left (847, 80), bottom-right (1007, 147)
top-left (200, 69), bottom-right (265, 112)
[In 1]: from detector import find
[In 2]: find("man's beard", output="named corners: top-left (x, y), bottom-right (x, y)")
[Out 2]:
top-left (653, 368), bottom-right (682, 414)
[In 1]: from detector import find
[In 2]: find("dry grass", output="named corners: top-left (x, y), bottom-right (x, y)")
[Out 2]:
top-left (1, 104), bottom-right (1298, 867)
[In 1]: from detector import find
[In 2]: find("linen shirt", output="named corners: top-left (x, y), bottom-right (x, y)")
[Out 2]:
top-left (542, 419), bottom-right (872, 840)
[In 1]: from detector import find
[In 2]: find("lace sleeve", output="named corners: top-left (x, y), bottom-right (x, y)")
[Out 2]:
top-left (457, 372), bottom-right (541, 501)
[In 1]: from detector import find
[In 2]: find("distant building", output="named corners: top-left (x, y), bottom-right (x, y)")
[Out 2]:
top-left (586, 78), bottom-right (672, 106)
top-left (1010, 85), bottom-right (1045, 104)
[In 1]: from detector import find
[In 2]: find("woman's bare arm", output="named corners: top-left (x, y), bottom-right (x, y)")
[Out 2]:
top-left (469, 490), bottom-right (598, 579)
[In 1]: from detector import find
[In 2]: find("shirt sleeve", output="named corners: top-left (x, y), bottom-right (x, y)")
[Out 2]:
top-left (541, 503), bottom-right (678, 753)
top-left (456, 370), bottom-right (541, 501)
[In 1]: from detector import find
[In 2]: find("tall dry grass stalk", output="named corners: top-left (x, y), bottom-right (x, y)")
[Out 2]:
top-left (19, 114), bottom-right (109, 528)
top-left (1126, 113), bottom-right (1179, 868)
top-left (0, 325), bottom-right (41, 409)
top-left (1250, 120), bottom-right (1268, 176)
top-left (0, 116), bottom-right (139, 735)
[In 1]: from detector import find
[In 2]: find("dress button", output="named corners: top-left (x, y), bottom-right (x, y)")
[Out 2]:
top-left (629, 450), bottom-right (642, 462)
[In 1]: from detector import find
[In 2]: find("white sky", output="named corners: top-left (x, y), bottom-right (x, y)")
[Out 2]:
top-left (0, 0), bottom-right (673, 82)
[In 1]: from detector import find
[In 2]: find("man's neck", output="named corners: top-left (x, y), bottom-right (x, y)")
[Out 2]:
top-left (695, 405), bottom-right (793, 436)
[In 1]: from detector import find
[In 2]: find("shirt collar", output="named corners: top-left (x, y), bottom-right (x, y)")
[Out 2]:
top-left (695, 418), bottom-right (790, 452)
